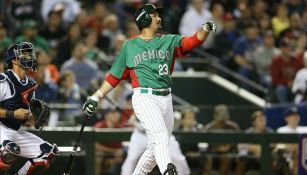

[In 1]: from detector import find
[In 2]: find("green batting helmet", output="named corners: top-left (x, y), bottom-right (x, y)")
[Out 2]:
top-left (135, 4), bottom-right (163, 29)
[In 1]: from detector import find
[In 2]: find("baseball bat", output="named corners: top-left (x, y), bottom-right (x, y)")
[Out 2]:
top-left (62, 96), bottom-right (127, 174)
top-left (63, 116), bottom-right (88, 175)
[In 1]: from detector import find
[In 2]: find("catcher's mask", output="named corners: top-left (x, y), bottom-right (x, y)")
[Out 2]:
top-left (5, 42), bottom-right (37, 72)
top-left (135, 4), bottom-right (163, 29)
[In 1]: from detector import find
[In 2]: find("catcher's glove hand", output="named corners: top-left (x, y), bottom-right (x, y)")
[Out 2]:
top-left (203, 21), bottom-right (217, 32)
top-left (30, 99), bottom-right (50, 130)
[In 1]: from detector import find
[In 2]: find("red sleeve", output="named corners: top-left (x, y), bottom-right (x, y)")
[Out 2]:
top-left (106, 74), bottom-right (121, 87)
top-left (177, 32), bottom-right (205, 55)
top-left (105, 68), bottom-right (130, 88)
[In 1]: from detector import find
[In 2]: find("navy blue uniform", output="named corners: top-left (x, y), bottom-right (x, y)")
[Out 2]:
top-left (0, 70), bottom-right (37, 130)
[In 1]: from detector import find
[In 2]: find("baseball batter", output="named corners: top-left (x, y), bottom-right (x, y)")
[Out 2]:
top-left (0, 42), bottom-right (58, 175)
top-left (83, 3), bottom-right (216, 175)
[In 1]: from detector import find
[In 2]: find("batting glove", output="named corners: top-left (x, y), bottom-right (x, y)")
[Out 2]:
top-left (82, 96), bottom-right (98, 116)
top-left (203, 21), bottom-right (217, 32)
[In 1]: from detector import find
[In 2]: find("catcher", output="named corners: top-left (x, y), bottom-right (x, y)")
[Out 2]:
top-left (0, 42), bottom-right (58, 175)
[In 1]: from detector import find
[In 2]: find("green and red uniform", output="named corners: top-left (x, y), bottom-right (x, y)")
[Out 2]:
top-left (105, 32), bottom-right (205, 174)
top-left (105, 32), bottom-right (203, 88)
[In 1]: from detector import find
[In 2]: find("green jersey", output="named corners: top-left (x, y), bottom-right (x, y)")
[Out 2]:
top-left (109, 34), bottom-right (183, 89)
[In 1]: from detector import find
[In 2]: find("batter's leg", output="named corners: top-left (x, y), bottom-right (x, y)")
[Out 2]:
top-left (162, 94), bottom-right (175, 135)
top-left (132, 92), bottom-right (172, 174)
top-left (121, 129), bottom-right (148, 175)
top-left (133, 143), bottom-right (157, 174)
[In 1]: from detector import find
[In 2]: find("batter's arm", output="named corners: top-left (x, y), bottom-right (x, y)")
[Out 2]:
top-left (83, 42), bottom-right (129, 116)
top-left (83, 71), bottom-right (129, 116)
top-left (196, 25), bottom-right (211, 42)
top-left (83, 80), bottom-right (114, 116)
top-left (92, 69), bottom-right (130, 100)
top-left (179, 21), bottom-right (216, 55)
top-left (92, 80), bottom-right (114, 100)
top-left (90, 41), bottom-right (130, 101)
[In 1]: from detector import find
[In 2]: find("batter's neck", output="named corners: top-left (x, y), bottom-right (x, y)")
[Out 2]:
top-left (140, 29), bottom-right (156, 40)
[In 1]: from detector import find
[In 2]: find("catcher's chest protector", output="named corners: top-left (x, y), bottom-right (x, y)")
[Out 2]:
top-left (0, 70), bottom-right (37, 130)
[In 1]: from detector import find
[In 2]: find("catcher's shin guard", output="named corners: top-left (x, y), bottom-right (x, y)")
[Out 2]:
top-left (18, 142), bottom-right (58, 175)
top-left (163, 163), bottom-right (178, 175)
top-left (0, 140), bottom-right (20, 173)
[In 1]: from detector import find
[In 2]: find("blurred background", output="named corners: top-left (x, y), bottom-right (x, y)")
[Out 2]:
top-left (1, 0), bottom-right (307, 174)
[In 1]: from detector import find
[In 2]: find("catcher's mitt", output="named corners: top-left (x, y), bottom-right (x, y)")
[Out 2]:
top-left (30, 99), bottom-right (50, 130)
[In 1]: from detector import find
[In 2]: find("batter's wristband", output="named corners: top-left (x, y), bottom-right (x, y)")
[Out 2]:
top-left (5, 110), bottom-right (14, 119)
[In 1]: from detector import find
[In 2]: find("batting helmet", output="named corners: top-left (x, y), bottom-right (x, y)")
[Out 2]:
top-left (135, 4), bottom-right (163, 29)
top-left (4, 42), bottom-right (37, 72)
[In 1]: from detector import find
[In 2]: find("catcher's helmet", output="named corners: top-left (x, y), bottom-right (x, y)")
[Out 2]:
top-left (4, 42), bottom-right (37, 72)
top-left (135, 4), bottom-right (163, 29)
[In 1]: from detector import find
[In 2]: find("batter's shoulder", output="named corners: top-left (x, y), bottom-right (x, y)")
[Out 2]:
top-left (157, 33), bottom-right (182, 41)
top-left (124, 37), bottom-right (136, 45)
top-left (156, 33), bottom-right (173, 38)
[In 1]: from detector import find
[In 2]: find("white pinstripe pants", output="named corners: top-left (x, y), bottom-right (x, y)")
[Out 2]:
top-left (132, 88), bottom-right (174, 174)
top-left (121, 129), bottom-right (191, 175)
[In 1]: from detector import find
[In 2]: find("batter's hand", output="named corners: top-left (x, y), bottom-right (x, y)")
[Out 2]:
top-left (203, 21), bottom-right (217, 32)
top-left (82, 96), bottom-right (99, 116)
top-left (14, 108), bottom-right (31, 120)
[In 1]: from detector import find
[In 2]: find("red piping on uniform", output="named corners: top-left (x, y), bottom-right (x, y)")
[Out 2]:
top-left (121, 67), bottom-right (130, 80)
top-left (129, 70), bottom-right (139, 88)
top-left (107, 69), bottom-right (139, 88)
top-left (106, 67), bottom-right (131, 88)
top-left (174, 46), bottom-right (185, 58)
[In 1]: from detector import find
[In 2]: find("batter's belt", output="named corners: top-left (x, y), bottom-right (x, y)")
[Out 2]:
top-left (139, 88), bottom-right (170, 96)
